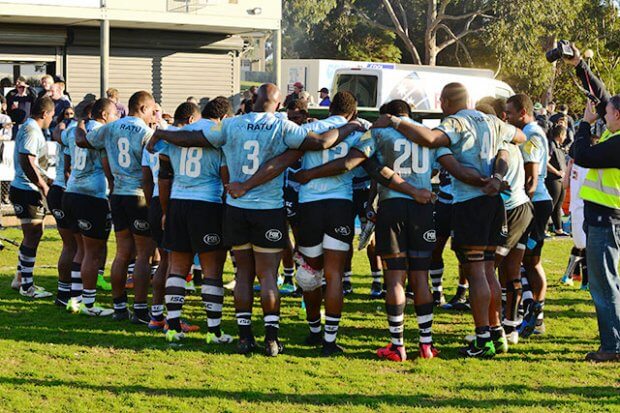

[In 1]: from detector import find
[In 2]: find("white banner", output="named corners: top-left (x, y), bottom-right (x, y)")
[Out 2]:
top-left (0, 141), bottom-right (58, 182)
top-left (0, 0), bottom-right (100, 7)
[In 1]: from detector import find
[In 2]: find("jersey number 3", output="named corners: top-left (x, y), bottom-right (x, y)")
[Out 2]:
top-left (242, 140), bottom-right (260, 175)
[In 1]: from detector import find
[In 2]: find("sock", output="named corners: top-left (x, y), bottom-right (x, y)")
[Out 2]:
top-left (164, 273), bottom-right (186, 332)
top-left (371, 271), bottom-right (382, 284)
top-left (283, 267), bottom-right (294, 284)
top-left (490, 325), bottom-right (505, 341)
top-left (415, 302), bottom-right (434, 344)
top-left (202, 278), bottom-right (224, 335)
top-left (98, 266), bottom-right (105, 277)
top-left (536, 300), bottom-right (545, 326)
top-left (151, 304), bottom-right (165, 321)
top-left (504, 279), bottom-right (522, 333)
top-left (456, 283), bottom-right (468, 299)
top-left (192, 265), bottom-right (203, 287)
top-left (113, 292), bottom-right (128, 315)
top-left (18, 244), bottom-right (36, 290)
top-left (475, 326), bottom-right (491, 345)
top-left (83, 289), bottom-right (96, 307)
top-left (236, 311), bottom-right (252, 339)
top-left (307, 317), bottom-right (321, 334)
top-left (386, 303), bottom-right (405, 347)
top-left (501, 287), bottom-right (507, 308)
top-left (581, 256), bottom-right (589, 286)
top-left (230, 252), bottom-right (237, 276)
top-left (343, 272), bottom-right (352, 283)
top-left (324, 313), bottom-right (341, 343)
top-left (521, 276), bottom-right (533, 316)
top-left (127, 260), bottom-right (135, 276)
top-left (564, 246), bottom-right (583, 278)
top-left (264, 313), bottom-right (280, 341)
top-left (57, 280), bottom-right (71, 303)
top-left (150, 260), bottom-right (160, 277)
top-left (70, 262), bottom-right (83, 302)
top-left (133, 301), bottom-right (148, 318)
top-left (429, 261), bottom-right (444, 293)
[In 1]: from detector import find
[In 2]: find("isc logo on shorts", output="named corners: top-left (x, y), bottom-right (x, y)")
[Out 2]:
top-left (134, 220), bottom-right (150, 231)
top-left (203, 234), bottom-right (221, 246)
top-left (265, 229), bottom-right (283, 242)
top-left (52, 209), bottom-right (65, 220)
top-left (335, 226), bottom-right (352, 236)
top-left (501, 224), bottom-right (509, 237)
top-left (423, 230), bottom-right (437, 243)
top-left (78, 219), bottom-right (92, 231)
top-left (13, 204), bottom-right (24, 215)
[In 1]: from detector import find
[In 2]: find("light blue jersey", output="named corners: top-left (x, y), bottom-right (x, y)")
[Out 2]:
top-left (298, 115), bottom-right (361, 203)
top-left (202, 112), bottom-right (307, 209)
top-left (52, 120), bottom-right (76, 189)
top-left (499, 142), bottom-right (530, 210)
top-left (161, 119), bottom-right (224, 203)
top-left (11, 118), bottom-right (49, 192)
top-left (87, 116), bottom-right (153, 196)
top-left (141, 137), bottom-right (167, 198)
top-left (521, 121), bottom-right (552, 202)
top-left (356, 118), bottom-right (451, 202)
top-left (64, 120), bottom-right (108, 199)
top-left (434, 109), bottom-right (517, 203)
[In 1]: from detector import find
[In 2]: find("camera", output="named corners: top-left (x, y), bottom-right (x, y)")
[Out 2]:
top-left (545, 40), bottom-right (574, 63)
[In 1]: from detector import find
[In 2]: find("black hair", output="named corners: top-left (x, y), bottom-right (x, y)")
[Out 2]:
top-left (202, 96), bottom-right (232, 119)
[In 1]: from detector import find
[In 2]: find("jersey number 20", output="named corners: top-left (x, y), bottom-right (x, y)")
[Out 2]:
top-left (393, 139), bottom-right (430, 174)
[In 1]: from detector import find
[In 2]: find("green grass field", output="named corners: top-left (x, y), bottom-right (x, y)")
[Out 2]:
top-left (0, 227), bottom-right (618, 412)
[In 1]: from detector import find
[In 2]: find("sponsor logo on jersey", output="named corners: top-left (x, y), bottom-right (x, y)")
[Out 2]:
top-left (423, 229), bottom-right (437, 243)
top-left (134, 220), bottom-right (150, 231)
top-left (265, 229), bottom-right (283, 242)
top-left (335, 226), bottom-right (352, 236)
top-left (203, 233), bottom-right (221, 246)
top-left (13, 204), bottom-right (24, 215)
top-left (52, 209), bottom-right (65, 220)
top-left (78, 219), bottom-right (92, 231)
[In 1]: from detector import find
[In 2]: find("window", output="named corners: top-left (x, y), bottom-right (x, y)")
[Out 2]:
top-left (335, 74), bottom-right (378, 108)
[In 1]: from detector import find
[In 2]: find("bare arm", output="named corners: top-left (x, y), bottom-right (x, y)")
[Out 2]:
top-left (227, 150), bottom-right (302, 199)
top-left (372, 115), bottom-right (450, 148)
top-left (512, 129), bottom-right (527, 145)
top-left (294, 148), bottom-right (368, 184)
top-left (437, 154), bottom-right (486, 187)
top-left (19, 154), bottom-right (49, 196)
top-left (158, 155), bottom-right (172, 217)
top-left (102, 155), bottom-right (114, 195)
top-left (75, 121), bottom-right (94, 149)
top-left (563, 159), bottom-right (573, 190)
top-left (63, 153), bottom-right (71, 183)
top-left (298, 122), bottom-right (363, 151)
top-left (362, 156), bottom-right (434, 204)
top-left (141, 166), bottom-right (154, 207)
top-left (51, 122), bottom-right (66, 143)
top-left (149, 129), bottom-right (211, 152)
top-left (524, 162), bottom-right (539, 199)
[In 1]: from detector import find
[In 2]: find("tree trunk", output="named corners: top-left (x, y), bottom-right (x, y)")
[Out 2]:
top-left (424, 0), bottom-right (438, 65)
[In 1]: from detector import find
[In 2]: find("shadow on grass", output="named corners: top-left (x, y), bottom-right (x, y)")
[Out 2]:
top-left (0, 377), bottom-right (617, 409)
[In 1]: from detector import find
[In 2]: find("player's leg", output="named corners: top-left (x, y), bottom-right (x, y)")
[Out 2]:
top-left (254, 249), bottom-right (283, 356)
top-left (110, 228), bottom-right (134, 320)
top-left (232, 247), bottom-right (256, 352)
top-left (149, 249), bottom-right (168, 329)
top-left (377, 256), bottom-right (408, 362)
top-left (164, 251), bottom-right (193, 340)
top-left (321, 248), bottom-right (347, 355)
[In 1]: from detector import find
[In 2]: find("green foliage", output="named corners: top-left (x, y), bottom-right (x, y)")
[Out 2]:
top-left (0, 229), bottom-right (618, 411)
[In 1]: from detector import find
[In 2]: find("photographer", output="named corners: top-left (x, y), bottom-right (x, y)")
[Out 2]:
top-left (565, 45), bottom-right (620, 362)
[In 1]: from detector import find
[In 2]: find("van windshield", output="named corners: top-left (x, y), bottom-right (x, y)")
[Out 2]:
top-left (335, 74), bottom-right (378, 107)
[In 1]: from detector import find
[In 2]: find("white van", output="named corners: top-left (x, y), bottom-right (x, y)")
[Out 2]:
top-left (332, 65), bottom-right (514, 112)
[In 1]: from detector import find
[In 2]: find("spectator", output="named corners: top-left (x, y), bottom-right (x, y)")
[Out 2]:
top-left (284, 81), bottom-right (303, 107)
top-left (53, 75), bottom-right (71, 101)
top-left (237, 86), bottom-right (257, 115)
top-left (50, 83), bottom-right (71, 130)
top-left (286, 98), bottom-right (309, 125)
top-left (106, 88), bottom-right (128, 118)
top-left (534, 102), bottom-right (552, 134)
top-left (0, 77), bottom-right (12, 93)
top-left (57, 106), bottom-right (75, 128)
top-left (37, 74), bottom-right (54, 98)
top-left (0, 95), bottom-right (12, 140)
top-left (550, 104), bottom-right (575, 147)
top-left (298, 91), bottom-right (314, 106)
top-left (6, 76), bottom-right (37, 137)
top-left (546, 101), bottom-right (556, 115)
top-left (318, 87), bottom-right (331, 107)
top-left (545, 124), bottom-right (569, 236)
top-left (186, 96), bottom-right (199, 105)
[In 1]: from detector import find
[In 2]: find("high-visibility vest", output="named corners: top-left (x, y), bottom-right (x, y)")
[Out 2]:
top-left (579, 129), bottom-right (620, 210)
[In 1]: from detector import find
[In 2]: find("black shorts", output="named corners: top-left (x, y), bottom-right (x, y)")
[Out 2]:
top-left (434, 201), bottom-right (452, 238)
top-left (163, 199), bottom-right (224, 253)
top-left (110, 194), bottom-right (151, 237)
top-left (46, 185), bottom-right (73, 230)
top-left (224, 205), bottom-right (287, 249)
top-left (451, 195), bottom-right (505, 249)
top-left (353, 188), bottom-right (370, 222)
top-left (148, 197), bottom-right (164, 247)
top-left (297, 199), bottom-right (354, 250)
top-left (498, 202), bottom-right (534, 254)
top-left (376, 198), bottom-right (436, 256)
top-left (283, 186), bottom-right (299, 226)
top-left (63, 192), bottom-right (111, 240)
top-left (9, 186), bottom-right (45, 222)
top-left (527, 200), bottom-right (553, 255)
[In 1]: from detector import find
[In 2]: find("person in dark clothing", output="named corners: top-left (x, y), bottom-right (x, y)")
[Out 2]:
top-left (5, 77), bottom-right (38, 138)
top-left (284, 82), bottom-right (303, 107)
top-left (545, 124), bottom-right (569, 235)
top-left (550, 104), bottom-right (575, 148)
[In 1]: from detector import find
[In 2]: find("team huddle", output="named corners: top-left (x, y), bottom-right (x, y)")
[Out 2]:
top-left (9, 81), bottom-right (558, 360)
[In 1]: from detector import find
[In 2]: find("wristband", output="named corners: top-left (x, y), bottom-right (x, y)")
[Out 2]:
top-left (492, 173), bottom-right (504, 181)
top-left (391, 116), bottom-right (402, 130)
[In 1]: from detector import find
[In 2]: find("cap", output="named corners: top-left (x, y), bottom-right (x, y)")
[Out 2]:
top-left (318, 87), bottom-right (329, 94)
top-left (533, 102), bottom-right (543, 110)
top-left (293, 82), bottom-right (304, 89)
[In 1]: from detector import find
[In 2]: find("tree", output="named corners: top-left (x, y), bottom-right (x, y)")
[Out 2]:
top-left (352, 0), bottom-right (494, 65)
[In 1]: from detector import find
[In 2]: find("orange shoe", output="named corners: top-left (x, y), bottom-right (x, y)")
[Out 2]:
top-left (419, 343), bottom-right (440, 359)
top-left (148, 318), bottom-right (166, 331)
top-left (376, 343), bottom-right (407, 362)
top-left (164, 319), bottom-right (201, 333)
top-left (125, 276), bottom-right (134, 289)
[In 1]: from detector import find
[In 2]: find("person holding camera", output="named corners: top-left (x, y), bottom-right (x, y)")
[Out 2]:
top-left (563, 45), bottom-right (620, 362)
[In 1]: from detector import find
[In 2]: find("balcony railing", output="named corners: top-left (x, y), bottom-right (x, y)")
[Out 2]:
top-left (167, 0), bottom-right (229, 13)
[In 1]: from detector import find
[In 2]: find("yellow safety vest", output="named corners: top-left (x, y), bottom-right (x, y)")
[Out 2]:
top-left (579, 129), bottom-right (620, 210)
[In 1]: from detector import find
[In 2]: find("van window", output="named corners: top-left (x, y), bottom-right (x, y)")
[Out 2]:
top-left (495, 86), bottom-right (512, 99)
top-left (335, 74), bottom-right (378, 107)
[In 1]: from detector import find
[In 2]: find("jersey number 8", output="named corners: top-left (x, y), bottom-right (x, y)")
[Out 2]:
top-left (117, 137), bottom-right (131, 168)
top-left (179, 147), bottom-right (202, 178)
